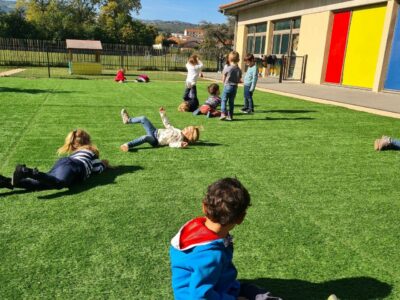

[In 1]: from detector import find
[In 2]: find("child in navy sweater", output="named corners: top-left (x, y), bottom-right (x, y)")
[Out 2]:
top-left (169, 178), bottom-right (282, 300)
top-left (0, 129), bottom-right (109, 191)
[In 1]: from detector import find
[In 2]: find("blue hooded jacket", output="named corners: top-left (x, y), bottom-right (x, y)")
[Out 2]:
top-left (169, 217), bottom-right (240, 300)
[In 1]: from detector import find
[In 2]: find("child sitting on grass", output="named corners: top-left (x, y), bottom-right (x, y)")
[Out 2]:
top-left (169, 178), bottom-right (282, 300)
top-left (120, 107), bottom-right (200, 150)
top-left (0, 129), bottom-right (109, 191)
top-left (192, 83), bottom-right (222, 118)
top-left (115, 68), bottom-right (126, 83)
top-left (374, 135), bottom-right (400, 151)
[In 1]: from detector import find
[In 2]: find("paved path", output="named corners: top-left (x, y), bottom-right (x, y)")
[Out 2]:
top-left (203, 72), bottom-right (400, 119)
top-left (0, 68), bottom-right (26, 77)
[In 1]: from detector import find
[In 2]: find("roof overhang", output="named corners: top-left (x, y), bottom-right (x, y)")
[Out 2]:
top-left (219, 0), bottom-right (281, 15)
top-left (66, 39), bottom-right (103, 50)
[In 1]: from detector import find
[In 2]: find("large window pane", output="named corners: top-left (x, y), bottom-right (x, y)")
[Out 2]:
top-left (256, 23), bottom-right (267, 33)
top-left (281, 34), bottom-right (290, 54)
top-left (247, 36), bottom-right (254, 53)
top-left (261, 36), bottom-right (266, 54)
top-left (274, 20), bottom-right (291, 30)
top-left (254, 36), bottom-right (262, 54)
top-left (272, 35), bottom-right (281, 54)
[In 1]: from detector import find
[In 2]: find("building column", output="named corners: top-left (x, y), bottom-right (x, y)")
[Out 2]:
top-left (373, 0), bottom-right (399, 92)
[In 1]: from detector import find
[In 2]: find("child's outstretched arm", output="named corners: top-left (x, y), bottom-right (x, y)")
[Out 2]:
top-left (169, 141), bottom-right (188, 148)
top-left (159, 107), bottom-right (172, 129)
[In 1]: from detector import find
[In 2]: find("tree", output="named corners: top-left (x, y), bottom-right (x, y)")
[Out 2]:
top-left (200, 17), bottom-right (235, 53)
top-left (0, 9), bottom-right (38, 38)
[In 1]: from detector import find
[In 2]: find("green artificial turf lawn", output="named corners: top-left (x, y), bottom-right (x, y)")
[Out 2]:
top-left (0, 77), bottom-right (399, 299)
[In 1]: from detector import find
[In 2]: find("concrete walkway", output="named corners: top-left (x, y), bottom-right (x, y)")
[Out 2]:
top-left (0, 68), bottom-right (26, 77)
top-left (203, 72), bottom-right (400, 119)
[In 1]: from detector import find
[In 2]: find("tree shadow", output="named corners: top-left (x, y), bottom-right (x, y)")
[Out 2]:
top-left (261, 109), bottom-right (317, 114)
top-left (36, 165), bottom-right (143, 200)
top-left (265, 117), bottom-right (315, 121)
top-left (0, 87), bottom-right (74, 94)
top-left (240, 276), bottom-right (392, 300)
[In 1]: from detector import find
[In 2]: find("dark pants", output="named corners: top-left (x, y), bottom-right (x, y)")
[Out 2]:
top-left (244, 85), bottom-right (254, 111)
top-left (15, 158), bottom-right (84, 190)
top-left (126, 116), bottom-right (159, 148)
top-left (183, 85), bottom-right (199, 111)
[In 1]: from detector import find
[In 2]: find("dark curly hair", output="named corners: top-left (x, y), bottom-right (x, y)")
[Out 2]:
top-left (203, 178), bottom-right (251, 226)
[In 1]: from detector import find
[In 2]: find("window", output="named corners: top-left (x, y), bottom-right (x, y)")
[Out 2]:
top-left (271, 17), bottom-right (301, 55)
top-left (246, 23), bottom-right (267, 55)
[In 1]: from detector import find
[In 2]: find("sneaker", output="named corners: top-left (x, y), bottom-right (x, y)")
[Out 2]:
top-left (240, 107), bottom-right (248, 113)
top-left (242, 109), bottom-right (250, 114)
top-left (0, 175), bottom-right (13, 190)
top-left (374, 136), bottom-right (391, 151)
top-left (220, 113), bottom-right (226, 120)
top-left (12, 164), bottom-right (33, 186)
top-left (121, 108), bottom-right (130, 124)
top-left (120, 144), bottom-right (129, 152)
top-left (226, 115), bottom-right (232, 121)
top-left (327, 295), bottom-right (339, 300)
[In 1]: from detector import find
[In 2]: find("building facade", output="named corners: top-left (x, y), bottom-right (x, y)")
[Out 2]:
top-left (220, 0), bottom-right (400, 92)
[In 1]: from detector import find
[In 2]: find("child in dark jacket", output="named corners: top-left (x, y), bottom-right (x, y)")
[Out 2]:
top-left (193, 83), bottom-right (222, 118)
top-left (169, 178), bottom-right (282, 300)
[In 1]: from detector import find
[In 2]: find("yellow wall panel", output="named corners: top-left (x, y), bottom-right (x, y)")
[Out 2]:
top-left (342, 5), bottom-right (387, 88)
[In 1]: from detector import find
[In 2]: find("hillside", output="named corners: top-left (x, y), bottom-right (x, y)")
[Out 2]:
top-left (0, 0), bottom-right (15, 12)
top-left (140, 19), bottom-right (198, 33)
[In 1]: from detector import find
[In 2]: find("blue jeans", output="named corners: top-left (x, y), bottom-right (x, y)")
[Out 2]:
top-left (16, 158), bottom-right (84, 190)
top-left (391, 138), bottom-right (400, 149)
top-left (243, 85), bottom-right (254, 111)
top-left (127, 116), bottom-right (159, 148)
top-left (221, 85), bottom-right (238, 116)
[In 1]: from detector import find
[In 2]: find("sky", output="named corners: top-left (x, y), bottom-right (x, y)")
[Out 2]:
top-left (137, 0), bottom-right (228, 24)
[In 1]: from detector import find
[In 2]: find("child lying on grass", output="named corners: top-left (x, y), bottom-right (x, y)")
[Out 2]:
top-left (374, 136), bottom-right (400, 151)
top-left (0, 129), bottom-right (109, 191)
top-left (120, 107), bottom-right (200, 151)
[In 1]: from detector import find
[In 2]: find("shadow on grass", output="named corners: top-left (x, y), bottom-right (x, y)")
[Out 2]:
top-left (240, 276), bottom-right (392, 300)
top-left (0, 87), bottom-right (74, 94)
top-left (36, 165), bottom-right (143, 200)
top-left (262, 109), bottom-right (317, 114)
top-left (230, 117), bottom-right (315, 121)
top-left (193, 141), bottom-right (222, 147)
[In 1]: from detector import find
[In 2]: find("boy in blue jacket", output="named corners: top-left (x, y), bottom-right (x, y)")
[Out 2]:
top-left (169, 178), bottom-right (281, 300)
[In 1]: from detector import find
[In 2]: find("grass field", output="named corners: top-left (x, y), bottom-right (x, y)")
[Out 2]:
top-left (0, 77), bottom-right (399, 299)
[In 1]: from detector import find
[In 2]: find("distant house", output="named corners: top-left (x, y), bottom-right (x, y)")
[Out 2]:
top-left (220, 0), bottom-right (400, 92)
top-left (184, 28), bottom-right (205, 40)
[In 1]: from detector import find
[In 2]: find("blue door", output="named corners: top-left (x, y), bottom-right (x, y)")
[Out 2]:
top-left (385, 7), bottom-right (400, 91)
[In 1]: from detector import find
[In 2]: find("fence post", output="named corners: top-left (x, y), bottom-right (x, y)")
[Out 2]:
top-left (301, 55), bottom-right (308, 83)
top-left (279, 55), bottom-right (284, 83)
top-left (46, 46), bottom-right (50, 78)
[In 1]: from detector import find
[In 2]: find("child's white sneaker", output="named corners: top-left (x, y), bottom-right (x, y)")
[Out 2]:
top-left (121, 108), bottom-right (130, 124)
top-left (220, 113), bottom-right (226, 120)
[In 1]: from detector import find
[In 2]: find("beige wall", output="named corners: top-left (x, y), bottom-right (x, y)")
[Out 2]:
top-left (237, 0), bottom-right (387, 24)
top-left (235, 24), bottom-right (247, 70)
top-left (296, 11), bottom-right (331, 84)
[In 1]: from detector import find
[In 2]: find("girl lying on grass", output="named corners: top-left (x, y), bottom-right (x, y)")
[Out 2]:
top-left (120, 107), bottom-right (200, 151)
top-left (0, 129), bottom-right (110, 191)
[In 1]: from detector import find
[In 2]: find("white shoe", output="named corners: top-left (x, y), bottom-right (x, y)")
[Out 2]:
top-left (327, 294), bottom-right (339, 300)
top-left (121, 108), bottom-right (130, 124)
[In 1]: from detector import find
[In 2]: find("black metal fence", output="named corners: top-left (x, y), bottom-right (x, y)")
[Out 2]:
top-left (0, 38), bottom-right (220, 72)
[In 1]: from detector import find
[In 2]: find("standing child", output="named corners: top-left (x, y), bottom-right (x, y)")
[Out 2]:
top-left (193, 83), bottom-right (222, 118)
top-left (182, 54), bottom-right (203, 112)
top-left (220, 51), bottom-right (242, 121)
top-left (120, 107), bottom-right (200, 150)
top-left (241, 54), bottom-right (258, 114)
top-left (115, 68), bottom-right (126, 83)
top-left (169, 178), bottom-right (282, 300)
top-left (0, 129), bottom-right (109, 191)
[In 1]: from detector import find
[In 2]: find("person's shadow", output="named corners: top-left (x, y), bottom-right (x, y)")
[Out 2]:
top-left (240, 276), bottom-right (392, 300)
top-left (36, 165), bottom-right (143, 200)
